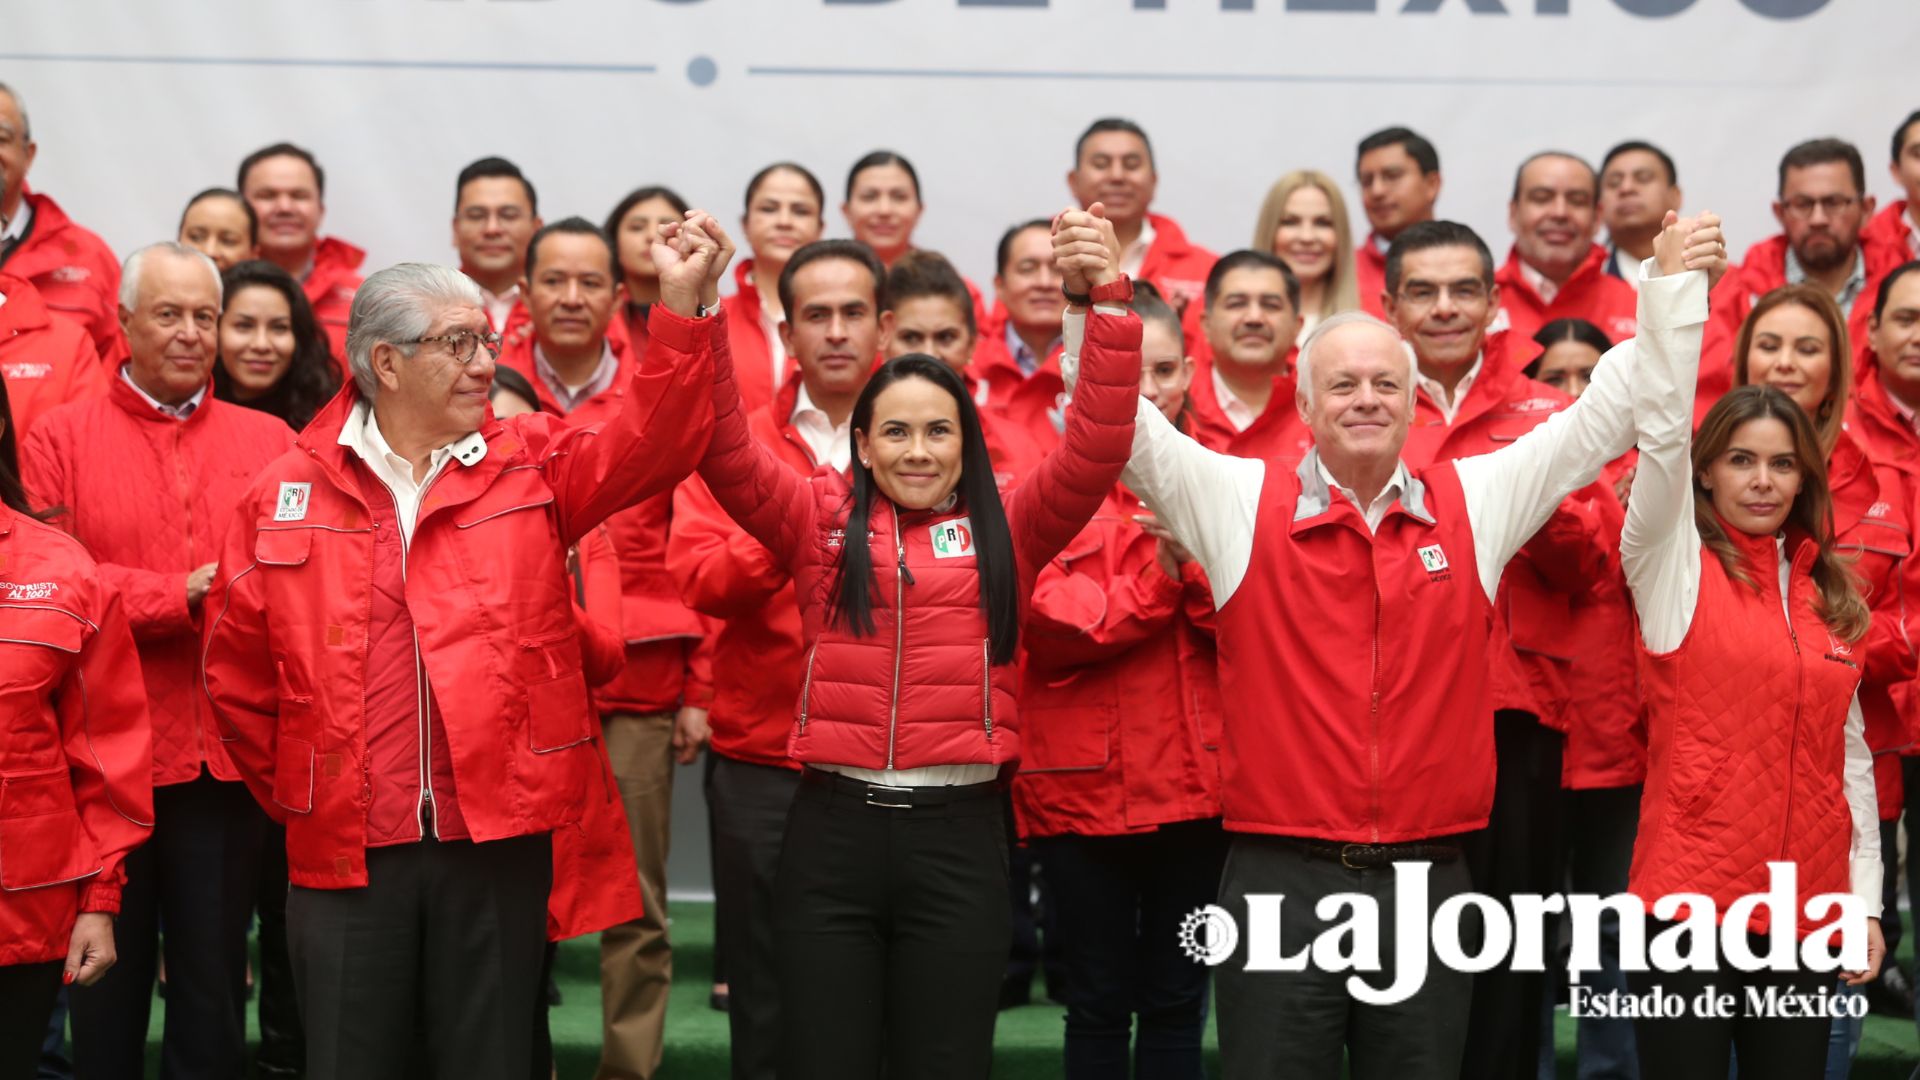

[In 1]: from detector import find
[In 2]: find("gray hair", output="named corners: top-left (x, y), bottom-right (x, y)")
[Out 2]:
top-left (1295, 310), bottom-right (1408, 408)
top-left (345, 263), bottom-right (484, 400)
top-left (0, 81), bottom-right (28, 142)
top-left (118, 242), bottom-right (223, 312)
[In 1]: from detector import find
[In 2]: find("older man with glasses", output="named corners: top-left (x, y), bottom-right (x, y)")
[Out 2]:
top-left (201, 221), bottom-right (724, 1079)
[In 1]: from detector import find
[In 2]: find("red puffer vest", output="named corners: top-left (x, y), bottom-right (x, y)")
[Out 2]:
top-left (695, 307), bottom-right (1142, 772)
top-left (21, 379), bottom-right (294, 786)
top-left (1630, 525), bottom-right (1861, 937)
top-left (1215, 454), bottom-right (1495, 842)
top-left (1013, 485), bottom-right (1223, 837)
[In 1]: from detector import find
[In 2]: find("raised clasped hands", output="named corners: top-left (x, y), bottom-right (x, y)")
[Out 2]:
top-left (1051, 202), bottom-right (1122, 301)
top-left (1652, 209), bottom-right (1728, 292)
top-left (655, 210), bottom-right (737, 318)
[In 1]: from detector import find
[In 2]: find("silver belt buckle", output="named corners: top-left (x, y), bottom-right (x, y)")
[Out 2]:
top-left (865, 783), bottom-right (914, 809)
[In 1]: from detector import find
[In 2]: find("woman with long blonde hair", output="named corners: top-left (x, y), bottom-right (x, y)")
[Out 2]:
top-left (1250, 170), bottom-right (1359, 334)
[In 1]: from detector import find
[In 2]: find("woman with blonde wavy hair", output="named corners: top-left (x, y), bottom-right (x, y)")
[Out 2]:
top-left (1250, 170), bottom-right (1358, 334)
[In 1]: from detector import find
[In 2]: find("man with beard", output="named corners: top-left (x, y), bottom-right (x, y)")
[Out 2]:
top-left (1700, 138), bottom-right (1910, 399)
top-left (1066, 119), bottom-right (1215, 318)
top-left (1494, 152), bottom-right (1638, 346)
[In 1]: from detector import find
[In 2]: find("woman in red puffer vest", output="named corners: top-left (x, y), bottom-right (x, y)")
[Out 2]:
top-left (691, 208), bottom-right (1139, 1079)
top-left (1621, 373), bottom-right (1885, 1079)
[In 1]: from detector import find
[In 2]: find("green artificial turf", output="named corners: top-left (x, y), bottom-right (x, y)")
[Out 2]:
top-left (123, 900), bottom-right (1920, 1078)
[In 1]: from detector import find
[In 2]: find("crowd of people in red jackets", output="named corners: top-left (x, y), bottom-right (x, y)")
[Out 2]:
top-left (3, 70), bottom-right (1920, 1080)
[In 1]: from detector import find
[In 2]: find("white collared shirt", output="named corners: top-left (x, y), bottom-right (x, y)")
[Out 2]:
top-left (479, 284), bottom-right (521, 334)
top-left (1, 198), bottom-right (32, 246)
top-left (1317, 456), bottom-right (1411, 533)
top-left (1908, 206), bottom-right (1920, 258)
top-left (1210, 367), bottom-right (1259, 433)
top-left (1412, 349), bottom-right (1483, 425)
top-left (1607, 244), bottom-right (1642, 292)
top-left (1118, 215), bottom-right (1158, 280)
top-left (337, 400), bottom-right (486, 549)
top-left (532, 340), bottom-right (619, 414)
top-left (760, 304), bottom-right (789, 388)
top-left (118, 365), bottom-right (207, 420)
top-left (789, 382), bottom-right (852, 473)
top-left (1519, 258), bottom-right (1560, 305)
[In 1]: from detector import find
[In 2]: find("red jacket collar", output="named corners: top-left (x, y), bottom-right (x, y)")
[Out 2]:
top-left (312, 236), bottom-right (367, 275)
top-left (1416, 330), bottom-right (1532, 429)
top-left (107, 369), bottom-right (215, 428)
top-left (0, 272), bottom-right (52, 334)
top-left (733, 259), bottom-right (763, 308)
top-left (1496, 243), bottom-right (1609, 305)
top-left (19, 189), bottom-right (76, 238)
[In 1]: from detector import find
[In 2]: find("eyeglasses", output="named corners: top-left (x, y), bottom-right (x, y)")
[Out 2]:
top-left (399, 329), bottom-right (501, 365)
top-left (1782, 195), bottom-right (1859, 220)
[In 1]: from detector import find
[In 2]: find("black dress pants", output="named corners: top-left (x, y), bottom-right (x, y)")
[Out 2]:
top-left (1626, 927), bottom-right (1832, 1080)
top-left (1461, 710), bottom-right (1566, 1080)
top-left (706, 754), bottom-right (802, 1080)
top-left (70, 774), bottom-right (265, 1080)
top-left (0, 961), bottom-right (61, 1080)
top-left (775, 769), bottom-right (1010, 1080)
top-left (286, 833), bottom-right (551, 1080)
top-left (254, 821), bottom-right (303, 1078)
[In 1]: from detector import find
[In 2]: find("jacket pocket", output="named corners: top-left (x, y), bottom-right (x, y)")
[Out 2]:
top-left (255, 527), bottom-right (314, 567)
top-left (0, 770), bottom-right (100, 890)
top-left (1665, 744), bottom-right (1737, 831)
top-left (273, 737), bottom-right (317, 814)
top-left (522, 632), bottom-right (592, 753)
top-left (1017, 703), bottom-right (1112, 774)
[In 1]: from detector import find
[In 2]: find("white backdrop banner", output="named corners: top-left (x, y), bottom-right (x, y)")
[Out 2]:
top-left (5, 0), bottom-right (1908, 288)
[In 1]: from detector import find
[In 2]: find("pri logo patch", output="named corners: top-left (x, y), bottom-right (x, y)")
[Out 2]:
top-left (1417, 544), bottom-right (1451, 581)
top-left (930, 517), bottom-right (976, 559)
top-left (274, 482), bottom-right (312, 522)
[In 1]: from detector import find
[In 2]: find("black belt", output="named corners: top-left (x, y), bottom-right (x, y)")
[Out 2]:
top-left (800, 766), bottom-right (1003, 810)
top-left (1275, 836), bottom-right (1462, 870)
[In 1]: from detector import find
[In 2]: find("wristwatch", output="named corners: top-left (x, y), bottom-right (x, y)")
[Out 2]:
top-left (1061, 284), bottom-right (1093, 308)
top-left (1088, 276), bottom-right (1134, 305)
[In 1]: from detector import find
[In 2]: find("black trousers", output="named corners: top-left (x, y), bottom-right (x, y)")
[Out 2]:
top-left (287, 833), bottom-right (551, 1080)
top-left (254, 822), bottom-right (303, 1078)
top-left (1626, 928), bottom-right (1832, 1080)
top-left (1032, 819), bottom-right (1229, 1080)
top-left (0, 962), bottom-right (61, 1080)
top-left (70, 774), bottom-right (265, 1080)
top-left (706, 754), bottom-right (802, 1080)
top-left (775, 770), bottom-right (1010, 1080)
top-left (1539, 784), bottom-right (1642, 1080)
top-left (1213, 835), bottom-right (1478, 1080)
top-left (1460, 711), bottom-right (1566, 1080)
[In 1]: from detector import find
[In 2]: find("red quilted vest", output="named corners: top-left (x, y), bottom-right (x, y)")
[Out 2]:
top-left (1630, 525), bottom-right (1860, 937)
top-left (1212, 455), bottom-right (1496, 843)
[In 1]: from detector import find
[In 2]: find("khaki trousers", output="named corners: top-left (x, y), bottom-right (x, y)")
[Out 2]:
top-left (596, 711), bottom-right (675, 1080)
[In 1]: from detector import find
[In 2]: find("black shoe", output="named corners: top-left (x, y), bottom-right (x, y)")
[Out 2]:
top-left (710, 988), bottom-right (730, 1012)
top-left (1866, 964), bottom-right (1916, 1018)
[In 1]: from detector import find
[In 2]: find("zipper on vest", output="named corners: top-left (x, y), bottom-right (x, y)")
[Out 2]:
top-left (1779, 580), bottom-right (1803, 860)
top-left (1368, 566), bottom-right (1383, 844)
top-left (797, 642), bottom-right (820, 732)
top-left (982, 638), bottom-right (994, 741)
top-left (886, 504), bottom-right (908, 770)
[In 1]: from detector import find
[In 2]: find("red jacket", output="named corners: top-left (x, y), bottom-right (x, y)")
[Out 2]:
top-left (1187, 356), bottom-right (1312, 465)
top-left (199, 307), bottom-right (713, 888)
top-left (696, 307), bottom-right (1140, 771)
top-left (1558, 471), bottom-right (1646, 790)
top-left (303, 237), bottom-right (366, 370)
top-left (0, 191), bottom-right (120, 357)
top-left (22, 380), bottom-right (294, 787)
top-left (1849, 362), bottom-right (1920, 769)
top-left (1862, 201), bottom-right (1917, 263)
top-left (1134, 213), bottom-right (1217, 320)
top-left (1013, 486), bottom-right (1222, 837)
top-left (548, 525), bottom-right (646, 942)
top-left (668, 371), bottom-right (824, 769)
top-left (1707, 232), bottom-right (1911, 388)
top-left (719, 260), bottom-right (791, 415)
top-left (972, 300), bottom-right (1065, 439)
top-left (1630, 526), bottom-right (1860, 938)
top-left (1494, 244), bottom-right (1639, 347)
top-left (0, 272), bottom-right (105, 437)
top-left (495, 321), bottom-right (705, 716)
top-left (1354, 236), bottom-right (1389, 317)
top-left (1217, 457), bottom-right (1496, 841)
top-left (1829, 429), bottom-right (1914, 822)
top-left (0, 506), bottom-right (154, 966)
top-left (1402, 335), bottom-right (1612, 732)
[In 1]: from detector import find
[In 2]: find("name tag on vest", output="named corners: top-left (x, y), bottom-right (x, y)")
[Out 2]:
top-left (930, 517), bottom-right (975, 558)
